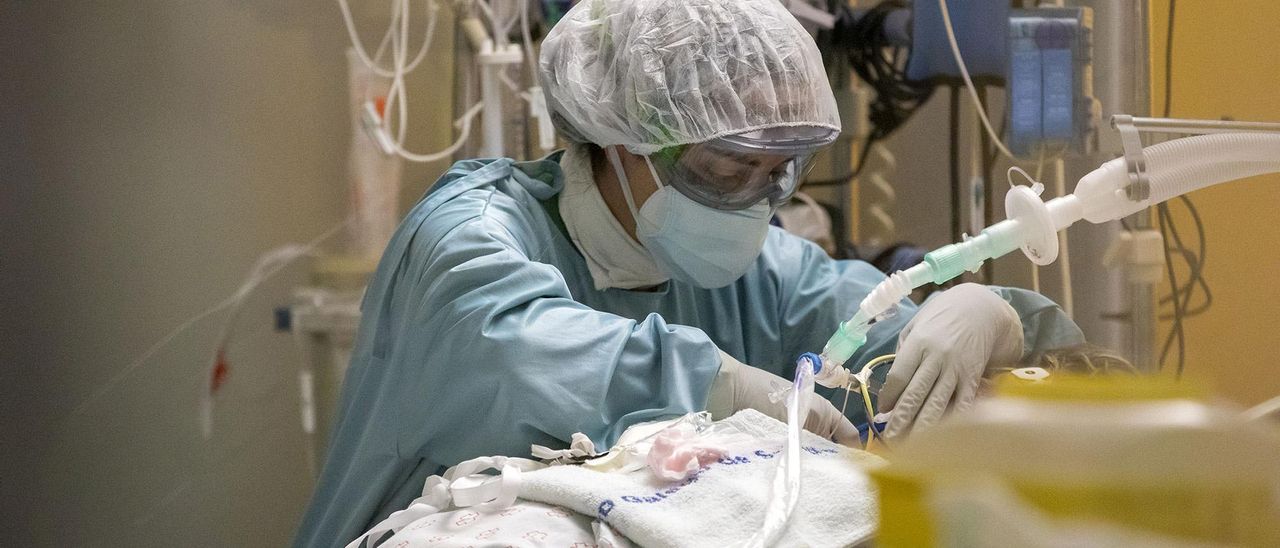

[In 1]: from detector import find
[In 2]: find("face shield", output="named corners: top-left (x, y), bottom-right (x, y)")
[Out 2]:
top-left (647, 126), bottom-right (839, 211)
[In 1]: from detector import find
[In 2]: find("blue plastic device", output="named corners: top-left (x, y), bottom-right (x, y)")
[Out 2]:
top-left (907, 0), bottom-right (1010, 82)
top-left (797, 352), bottom-right (824, 377)
top-left (1007, 7), bottom-right (1098, 156)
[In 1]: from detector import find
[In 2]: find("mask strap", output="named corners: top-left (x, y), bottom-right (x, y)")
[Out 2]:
top-left (605, 146), bottom-right (641, 215)
top-left (642, 156), bottom-right (666, 190)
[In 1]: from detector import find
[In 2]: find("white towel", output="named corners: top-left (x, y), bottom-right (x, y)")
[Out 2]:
top-left (519, 409), bottom-right (882, 547)
top-left (369, 500), bottom-right (633, 548)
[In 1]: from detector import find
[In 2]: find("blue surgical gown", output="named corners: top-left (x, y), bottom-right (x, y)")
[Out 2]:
top-left (293, 154), bottom-right (1084, 547)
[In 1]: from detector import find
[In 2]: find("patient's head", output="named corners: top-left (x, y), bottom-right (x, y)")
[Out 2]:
top-left (983, 344), bottom-right (1138, 392)
top-left (867, 345), bottom-right (1138, 441)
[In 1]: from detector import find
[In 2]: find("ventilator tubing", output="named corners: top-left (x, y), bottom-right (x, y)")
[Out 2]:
top-left (1071, 133), bottom-right (1280, 223)
top-left (818, 219), bottom-right (1024, 377)
top-left (817, 132), bottom-right (1280, 386)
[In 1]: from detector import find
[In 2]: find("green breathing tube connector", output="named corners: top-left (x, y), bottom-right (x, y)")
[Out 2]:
top-left (815, 216), bottom-right (1027, 389)
top-left (820, 314), bottom-right (871, 368)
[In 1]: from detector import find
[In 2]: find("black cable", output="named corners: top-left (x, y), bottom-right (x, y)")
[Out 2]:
top-left (841, 0), bottom-right (934, 158)
top-left (1157, 204), bottom-right (1186, 376)
top-left (1175, 196), bottom-right (1213, 315)
top-left (1159, 248), bottom-right (1212, 317)
top-left (852, 137), bottom-right (875, 179)
top-left (1158, 196), bottom-right (1212, 315)
top-left (809, 1), bottom-right (933, 189)
top-left (1153, 183), bottom-right (1207, 376)
top-left (1154, 0), bottom-right (1180, 372)
top-left (803, 138), bottom-right (875, 187)
top-left (1155, 0), bottom-right (1212, 377)
top-left (1158, 214), bottom-right (1186, 365)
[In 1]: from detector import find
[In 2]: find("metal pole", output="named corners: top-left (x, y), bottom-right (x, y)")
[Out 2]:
top-left (1127, 0), bottom-right (1156, 371)
top-left (1128, 117), bottom-right (1280, 134)
top-left (480, 57), bottom-right (505, 158)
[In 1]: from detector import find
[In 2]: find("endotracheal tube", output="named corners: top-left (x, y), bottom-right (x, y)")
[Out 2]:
top-left (815, 132), bottom-right (1280, 389)
top-left (745, 353), bottom-right (819, 548)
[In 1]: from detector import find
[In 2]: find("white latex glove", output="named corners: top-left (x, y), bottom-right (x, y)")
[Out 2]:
top-left (707, 351), bottom-right (860, 447)
top-left (880, 283), bottom-right (1024, 439)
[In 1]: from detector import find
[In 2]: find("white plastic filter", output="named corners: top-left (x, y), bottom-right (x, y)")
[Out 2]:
top-left (1005, 184), bottom-right (1059, 266)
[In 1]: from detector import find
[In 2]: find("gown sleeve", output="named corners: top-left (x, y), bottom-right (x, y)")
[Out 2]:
top-left (987, 286), bottom-right (1087, 360)
top-left (372, 204), bottom-right (723, 467)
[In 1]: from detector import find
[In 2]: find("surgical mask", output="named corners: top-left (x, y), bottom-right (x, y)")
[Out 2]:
top-left (606, 147), bottom-right (772, 289)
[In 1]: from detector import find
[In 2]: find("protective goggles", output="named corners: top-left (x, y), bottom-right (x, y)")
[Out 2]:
top-left (647, 126), bottom-right (839, 211)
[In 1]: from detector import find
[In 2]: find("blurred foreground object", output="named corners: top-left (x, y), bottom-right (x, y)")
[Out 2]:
top-left (873, 375), bottom-right (1280, 547)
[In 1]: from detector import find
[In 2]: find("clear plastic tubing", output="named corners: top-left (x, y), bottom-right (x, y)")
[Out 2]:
top-left (742, 354), bottom-right (819, 548)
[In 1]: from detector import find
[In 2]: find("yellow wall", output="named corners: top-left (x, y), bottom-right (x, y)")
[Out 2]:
top-left (1149, 1), bottom-right (1280, 406)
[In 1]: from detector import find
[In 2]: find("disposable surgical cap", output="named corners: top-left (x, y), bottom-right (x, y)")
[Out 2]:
top-left (538, 0), bottom-right (841, 155)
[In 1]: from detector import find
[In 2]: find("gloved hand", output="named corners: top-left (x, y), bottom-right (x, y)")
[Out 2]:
top-left (707, 351), bottom-right (860, 447)
top-left (879, 283), bottom-right (1024, 439)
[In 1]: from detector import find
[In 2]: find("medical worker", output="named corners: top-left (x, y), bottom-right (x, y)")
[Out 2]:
top-left (294, 0), bottom-right (1083, 545)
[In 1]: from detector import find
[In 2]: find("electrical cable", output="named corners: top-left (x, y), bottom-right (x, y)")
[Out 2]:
top-left (1162, 0), bottom-right (1177, 120)
top-left (1157, 205), bottom-right (1187, 376)
top-left (807, 0), bottom-right (942, 188)
top-left (1160, 196), bottom-right (1212, 316)
top-left (1154, 0), bottom-right (1210, 376)
top-left (937, 0), bottom-right (1018, 160)
top-left (821, 0), bottom-right (933, 188)
top-left (1159, 199), bottom-right (1211, 374)
top-left (801, 137), bottom-right (874, 187)
top-left (1157, 197), bottom-right (1211, 317)
top-left (846, 0), bottom-right (934, 143)
top-left (1162, 199), bottom-right (1208, 318)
